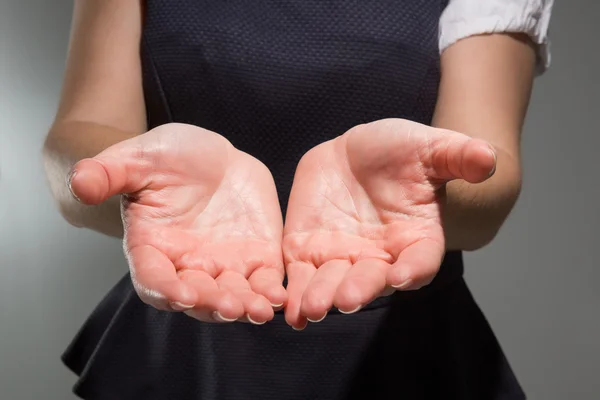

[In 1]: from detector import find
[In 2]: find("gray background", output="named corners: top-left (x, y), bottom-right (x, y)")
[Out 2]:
top-left (1, 1), bottom-right (598, 399)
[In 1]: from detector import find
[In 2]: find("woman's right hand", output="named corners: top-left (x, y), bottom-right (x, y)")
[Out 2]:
top-left (68, 123), bottom-right (287, 324)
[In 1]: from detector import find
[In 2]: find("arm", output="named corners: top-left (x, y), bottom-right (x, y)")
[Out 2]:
top-left (434, 33), bottom-right (537, 251)
top-left (42, 0), bottom-right (145, 237)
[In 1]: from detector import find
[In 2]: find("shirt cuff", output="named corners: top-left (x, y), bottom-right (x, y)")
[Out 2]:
top-left (438, 0), bottom-right (554, 75)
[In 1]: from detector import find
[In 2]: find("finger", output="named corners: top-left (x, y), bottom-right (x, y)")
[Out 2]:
top-left (283, 233), bottom-right (392, 269)
top-left (427, 134), bottom-right (496, 184)
top-left (284, 261), bottom-right (316, 330)
top-left (300, 259), bottom-right (351, 322)
top-left (126, 244), bottom-right (197, 310)
top-left (334, 258), bottom-right (391, 313)
top-left (177, 270), bottom-right (243, 323)
top-left (248, 266), bottom-right (288, 309)
top-left (386, 238), bottom-right (445, 290)
top-left (216, 271), bottom-right (273, 325)
top-left (68, 140), bottom-right (149, 205)
top-left (126, 227), bottom-right (208, 269)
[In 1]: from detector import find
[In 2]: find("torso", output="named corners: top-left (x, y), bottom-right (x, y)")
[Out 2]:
top-left (141, 0), bottom-right (446, 212)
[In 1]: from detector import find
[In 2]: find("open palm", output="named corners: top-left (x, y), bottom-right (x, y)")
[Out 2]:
top-left (283, 119), bottom-right (496, 329)
top-left (69, 123), bottom-right (286, 324)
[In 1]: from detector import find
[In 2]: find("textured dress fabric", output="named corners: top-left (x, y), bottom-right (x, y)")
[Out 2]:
top-left (62, 1), bottom-right (526, 399)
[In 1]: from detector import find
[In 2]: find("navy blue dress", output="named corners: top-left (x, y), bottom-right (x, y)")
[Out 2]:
top-left (62, 1), bottom-right (526, 399)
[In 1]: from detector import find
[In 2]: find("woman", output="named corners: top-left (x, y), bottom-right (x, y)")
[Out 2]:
top-left (43, 0), bottom-right (553, 399)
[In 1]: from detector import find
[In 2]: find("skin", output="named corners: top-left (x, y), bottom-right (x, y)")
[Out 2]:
top-left (43, 0), bottom-right (145, 237)
top-left (434, 32), bottom-right (536, 251)
top-left (284, 33), bottom-right (536, 329)
top-left (68, 124), bottom-right (287, 324)
top-left (283, 120), bottom-right (496, 327)
top-left (43, 0), bottom-right (536, 328)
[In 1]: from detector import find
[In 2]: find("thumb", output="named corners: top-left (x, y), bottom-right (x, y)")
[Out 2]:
top-left (68, 140), bottom-right (150, 205)
top-left (426, 132), bottom-right (497, 184)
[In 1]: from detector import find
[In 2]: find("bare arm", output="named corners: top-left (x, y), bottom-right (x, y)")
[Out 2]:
top-left (42, 0), bottom-right (145, 237)
top-left (434, 33), bottom-right (537, 251)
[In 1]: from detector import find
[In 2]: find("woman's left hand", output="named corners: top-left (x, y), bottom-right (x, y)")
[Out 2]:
top-left (282, 119), bottom-right (497, 329)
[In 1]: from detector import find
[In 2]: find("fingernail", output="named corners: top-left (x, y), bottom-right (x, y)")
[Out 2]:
top-left (66, 170), bottom-right (81, 202)
top-left (212, 311), bottom-right (237, 323)
top-left (392, 279), bottom-right (413, 290)
top-left (270, 302), bottom-right (284, 308)
top-left (488, 147), bottom-right (497, 177)
top-left (307, 314), bottom-right (327, 323)
top-left (292, 324), bottom-right (306, 331)
top-left (246, 314), bottom-right (266, 325)
top-left (339, 305), bottom-right (362, 315)
top-left (170, 302), bottom-right (194, 311)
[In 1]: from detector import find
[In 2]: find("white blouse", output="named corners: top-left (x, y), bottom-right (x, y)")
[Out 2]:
top-left (439, 0), bottom-right (554, 73)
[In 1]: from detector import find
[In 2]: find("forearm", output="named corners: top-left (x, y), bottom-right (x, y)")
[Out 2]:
top-left (41, 0), bottom-right (146, 237)
top-left (42, 121), bottom-right (138, 237)
top-left (433, 33), bottom-right (537, 251)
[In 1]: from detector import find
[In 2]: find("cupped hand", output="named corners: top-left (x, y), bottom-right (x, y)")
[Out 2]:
top-left (69, 123), bottom-right (287, 324)
top-left (282, 119), bottom-right (496, 329)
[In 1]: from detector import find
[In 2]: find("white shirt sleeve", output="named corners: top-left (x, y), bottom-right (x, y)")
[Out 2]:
top-left (439, 0), bottom-right (554, 74)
